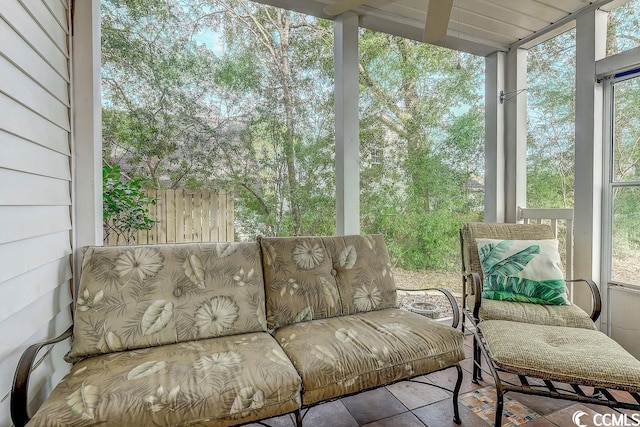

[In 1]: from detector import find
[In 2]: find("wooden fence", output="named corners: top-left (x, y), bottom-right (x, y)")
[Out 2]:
top-left (106, 189), bottom-right (234, 245)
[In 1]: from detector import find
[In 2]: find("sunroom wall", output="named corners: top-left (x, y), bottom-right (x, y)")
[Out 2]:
top-left (0, 0), bottom-right (74, 424)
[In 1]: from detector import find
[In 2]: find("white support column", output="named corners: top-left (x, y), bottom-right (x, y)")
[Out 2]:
top-left (484, 52), bottom-right (506, 223)
top-left (72, 0), bottom-right (102, 289)
top-left (574, 10), bottom-right (606, 313)
top-left (334, 13), bottom-right (360, 235)
top-left (504, 48), bottom-right (528, 223)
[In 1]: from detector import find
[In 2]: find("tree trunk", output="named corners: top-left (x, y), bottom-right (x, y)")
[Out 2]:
top-left (278, 11), bottom-right (301, 234)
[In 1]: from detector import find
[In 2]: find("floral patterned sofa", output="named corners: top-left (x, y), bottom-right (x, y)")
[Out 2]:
top-left (12, 235), bottom-right (465, 427)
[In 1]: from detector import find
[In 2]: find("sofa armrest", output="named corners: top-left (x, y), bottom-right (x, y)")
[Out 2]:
top-left (566, 278), bottom-right (601, 322)
top-left (11, 327), bottom-right (73, 427)
top-left (395, 287), bottom-right (460, 329)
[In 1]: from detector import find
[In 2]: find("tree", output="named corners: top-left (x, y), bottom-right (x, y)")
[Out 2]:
top-left (359, 31), bottom-right (485, 269)
top-left (102, 0), bottom-right (224, 189)
top-left (527, 30), bottom-right (576, 209)
top-left (526, 1), bottom-right (640, 210)
top-left (197, 0), bottom-right (336, 236)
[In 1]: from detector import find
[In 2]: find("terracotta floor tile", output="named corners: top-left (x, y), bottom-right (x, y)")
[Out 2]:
top-left (609, 388), bottom-right (640, 404)
top-left (301, 400), bottom-right (359, 427)
top-left (361, 411), bottom-right (426, 427)
top-left (464, 344), bottom-right (475, 358)
top-left (424, 367), bottom-right (461, 387)
top-left (341, 387), bottom-right (408, 425)
top-left (459, 386), bottom-right (542, 427)
top-left (583, 402), bottom-right (640, 418)
top-left (386, 378), bottom-right (451, 410)
top-left (464, 334), bottom-right (475, 347)
top-left (426, 367), bottom-right (485, 394)
top-left (413, 398), bottom-right (489, 427)
top-left (521, 417), bottom-right (560, 426)
top-left (245, 412), bottom-right (299, 427)
top-left (509, 392), bottom-right (573, 416)
top-left (460, 356), bottom-right (476, 374)
top-left (544, 403), bottom-right (603, 427)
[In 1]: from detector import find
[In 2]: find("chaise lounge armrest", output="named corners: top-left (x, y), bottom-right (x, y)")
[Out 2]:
top-left (565, 278), bottom-right (601, 321)
top-left (11, 327), bottom-right (73, 427)
top-left (395, 287), bottom-right (460, 329)
top-left (464, 273), bottom-right (601, 323)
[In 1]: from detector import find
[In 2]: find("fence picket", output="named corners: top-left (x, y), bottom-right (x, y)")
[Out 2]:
top-left (210, 191), bottom-right (219, 241)
top-left (146, 188), bottom-right (157, 244)
top-left (166, 189), bottom-right (176, 243)
top-left (226, 192), bottom-right (234, 241)
top-left (105, 189), bottom-right (234, 245)
top-left (193, 192), bottom-right (202, 241)
top-left (185, 193), bottom-right (193, 242)
top-left (201, 191), bottom-right (210, 242)
top-left (156, 191), bottom-right (167, 243)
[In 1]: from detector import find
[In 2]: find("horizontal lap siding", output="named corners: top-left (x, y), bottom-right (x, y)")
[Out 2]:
top-left (0, 1), bottom-right (72, 426)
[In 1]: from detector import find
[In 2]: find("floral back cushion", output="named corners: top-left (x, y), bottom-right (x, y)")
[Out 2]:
top-left (259, 236), bottom-right (341, 330)
top-left (259, 234), bottom-right (397, 330)
top-left (322, 235), bottom-right (397, 315)
top-left (66, 242), bottom-right (267, 362)
top-left (476, 238), bottom-right (569, 305)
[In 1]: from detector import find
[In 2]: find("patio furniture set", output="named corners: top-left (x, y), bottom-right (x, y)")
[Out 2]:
top-left (12, 224), bottom-right (640, 426)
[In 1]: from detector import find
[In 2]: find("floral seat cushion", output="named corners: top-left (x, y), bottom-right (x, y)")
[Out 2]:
top-left (27, 332), bottom-right (301, 427)
top-left (273, 308), bottom-right (464, 405)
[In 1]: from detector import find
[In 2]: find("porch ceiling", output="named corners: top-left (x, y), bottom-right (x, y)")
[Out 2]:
top-left (250, 0), bottom-right (625, 56)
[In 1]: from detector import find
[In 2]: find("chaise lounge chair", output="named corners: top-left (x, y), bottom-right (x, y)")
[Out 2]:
top-left (459, 222), bottom-right (640, 426)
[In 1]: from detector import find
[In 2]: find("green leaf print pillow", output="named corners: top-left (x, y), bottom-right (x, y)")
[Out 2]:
top-left (476, 238), bottom-right (569, 305)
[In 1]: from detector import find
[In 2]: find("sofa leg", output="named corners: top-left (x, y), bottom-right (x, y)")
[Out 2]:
top-left (473, 335), bottom-right (483, 383)
top-left (452, 364), bottom-right (463, 424)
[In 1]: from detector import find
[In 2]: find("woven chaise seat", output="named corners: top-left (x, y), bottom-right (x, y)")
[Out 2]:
top-left (479, 320), bottom-right (640, 393)
top-left (467, 297), bottom-right (597, 330)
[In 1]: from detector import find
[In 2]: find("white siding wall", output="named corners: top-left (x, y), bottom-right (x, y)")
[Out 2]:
top-left (0, 0), bottom-right (73, 425)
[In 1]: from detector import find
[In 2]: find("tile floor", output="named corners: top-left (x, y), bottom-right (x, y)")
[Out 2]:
top-left (248, 332), bottom-right (639, 427)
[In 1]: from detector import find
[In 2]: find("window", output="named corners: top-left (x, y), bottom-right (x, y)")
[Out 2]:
top-left (604, 72), bottom-right (640, 287)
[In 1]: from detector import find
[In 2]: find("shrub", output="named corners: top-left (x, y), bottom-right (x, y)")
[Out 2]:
top-left (103, 165), bottom-right (156, 244)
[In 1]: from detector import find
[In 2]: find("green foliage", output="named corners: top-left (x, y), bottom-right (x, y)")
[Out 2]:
top-left (102, 0), bottom-right (486, 270)
top-left (103, 165), bottom-right (156, 244)
top-left (613, 186), bottom-right (640, 256)
top-left (364, 205), bottom-right (481, 271)
top-left (102, 0), bottom-right (221, 189)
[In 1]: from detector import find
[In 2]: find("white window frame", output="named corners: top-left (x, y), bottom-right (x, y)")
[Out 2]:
top-left (601, 66), bottom-right (640, 335)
